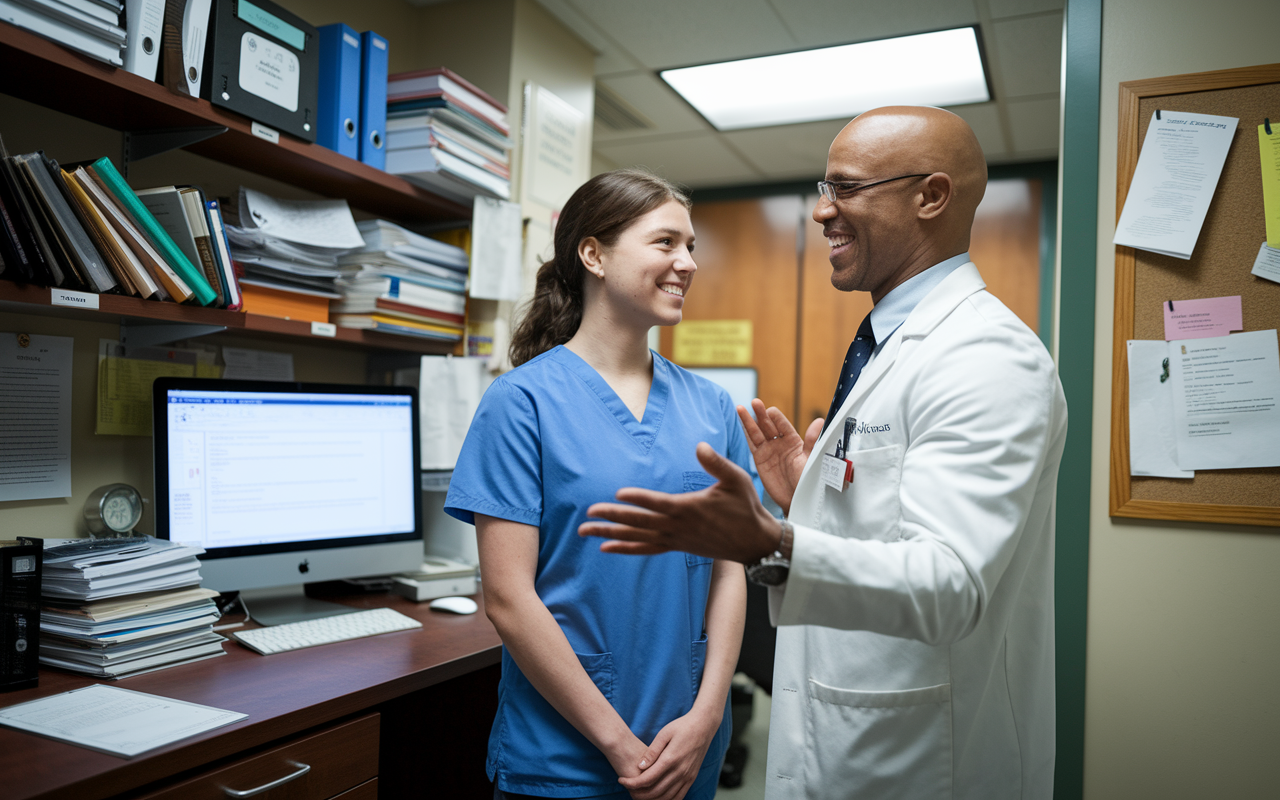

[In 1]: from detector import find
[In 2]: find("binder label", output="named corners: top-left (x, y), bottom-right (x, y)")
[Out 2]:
top-left (239, 32), bottom-right (300, 112)
top-left (237, 0), bottom-right (306, 50)
top-left (51, 289), bottom-right (99, 310)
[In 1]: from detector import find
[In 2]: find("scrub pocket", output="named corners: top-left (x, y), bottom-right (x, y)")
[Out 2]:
top-left (577, 651), bottom-right (614, 702)
top-left (690, 634), bottom-right (708, 698)
top-left (804, 678), bottom-right (952, 798)
top-left (681, 471), bottom-right (716, 567)
top-left (817, 444), bottom-right (904, 542)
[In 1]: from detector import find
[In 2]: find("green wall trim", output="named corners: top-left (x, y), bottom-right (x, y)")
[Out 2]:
top-left (1056, 1), bottom-right (1101, 798)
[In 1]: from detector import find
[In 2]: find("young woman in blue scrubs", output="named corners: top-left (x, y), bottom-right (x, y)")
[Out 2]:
top-left (444, 169), bottom-right (751, 800)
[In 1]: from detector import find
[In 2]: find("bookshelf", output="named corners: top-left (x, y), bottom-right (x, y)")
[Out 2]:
top-left (0, 21), bottom-right (468, 356)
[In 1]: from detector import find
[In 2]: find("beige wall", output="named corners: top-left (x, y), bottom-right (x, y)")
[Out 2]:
top-left (1085, 1), bottom-right (1280, 797)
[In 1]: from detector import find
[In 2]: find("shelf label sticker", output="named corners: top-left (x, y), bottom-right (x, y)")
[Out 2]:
top-left (310, 321), bottom-right (336, 337)
top-left (250, 121), bottom-right (280, 144)
top-left (239, 32), bottom-right (299, 113)
top-left (51, 289), bottom-right (99, 310)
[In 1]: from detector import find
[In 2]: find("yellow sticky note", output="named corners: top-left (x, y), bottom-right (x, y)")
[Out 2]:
top-left (96, 356), bottom-right (194, 436)
top-left (1259, 122), bottom-right (1280, 247)
top-left (673, 320), bottom-right (753, 366)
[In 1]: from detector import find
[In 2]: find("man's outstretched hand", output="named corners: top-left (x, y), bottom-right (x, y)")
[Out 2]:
top-left (737, 399), bottom-right (822, 516)
top-left (578, 442), bottom-right (781, 563)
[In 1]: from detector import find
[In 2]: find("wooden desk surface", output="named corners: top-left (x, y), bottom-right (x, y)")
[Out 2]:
top-left (0, 591), bottom-right (502, 800)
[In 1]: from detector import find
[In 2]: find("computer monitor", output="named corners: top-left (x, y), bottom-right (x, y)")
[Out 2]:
top-left (153, 377), bottom-right (423, 625)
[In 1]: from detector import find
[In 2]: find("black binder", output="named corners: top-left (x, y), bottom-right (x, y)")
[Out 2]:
top-left (1, 538), bottom-right (42, 691)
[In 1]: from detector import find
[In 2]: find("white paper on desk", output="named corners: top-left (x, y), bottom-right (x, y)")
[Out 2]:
top-left (220, 347), bottom-right (294, 381)
top-left (469, 196), bottom-right (523, 301)
top-left (0, 332), bottom-right (73, 501)
top-left (238, 187), bottom-right (364, 250)
top-left (0, 684), bottom-right (246, 758)
top-left (1170, 330), bottom-right (1280, 469)
top-left (1127, 340), bottom-right (1194, 478)
top-left (417, 356), bottom-right (494, 469)
top-left (1114, 110), bottom-right (1238, 259)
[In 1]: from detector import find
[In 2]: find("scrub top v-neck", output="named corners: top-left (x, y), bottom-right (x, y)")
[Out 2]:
top-left (445, 345), bottom-right (756, 797)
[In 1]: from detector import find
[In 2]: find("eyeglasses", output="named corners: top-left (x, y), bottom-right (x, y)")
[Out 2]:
top-left (816, 174), bottom-right (931, 203)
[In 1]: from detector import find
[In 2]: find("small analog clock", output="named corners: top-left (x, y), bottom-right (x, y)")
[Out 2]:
top-left (84, 483), bottom-right (144, 537)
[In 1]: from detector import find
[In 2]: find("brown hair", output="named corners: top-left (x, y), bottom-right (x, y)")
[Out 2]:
top-left (508, 169), bottom-right (690, 367)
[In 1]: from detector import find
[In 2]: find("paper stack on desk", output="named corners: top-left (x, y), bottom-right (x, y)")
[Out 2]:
top-left (39, 537), bottom-right (227, 679)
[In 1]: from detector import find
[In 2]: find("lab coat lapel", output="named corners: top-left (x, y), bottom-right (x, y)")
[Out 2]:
top-left (797, 263), bottom-right (987, 486)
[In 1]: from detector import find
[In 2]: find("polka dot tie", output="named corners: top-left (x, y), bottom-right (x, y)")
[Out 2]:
top-left (823, 314), bottom-right (876, 434)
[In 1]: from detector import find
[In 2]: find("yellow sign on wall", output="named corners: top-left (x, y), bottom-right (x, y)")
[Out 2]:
top-left (673, 320), bottom-right (753, 366)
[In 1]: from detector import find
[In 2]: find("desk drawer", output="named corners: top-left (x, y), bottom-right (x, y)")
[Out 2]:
top-left (137, 714), bottom-right (379, 800)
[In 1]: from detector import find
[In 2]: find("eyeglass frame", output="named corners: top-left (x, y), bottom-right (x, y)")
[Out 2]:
top-left (816, 173), bottom-right (932, 203)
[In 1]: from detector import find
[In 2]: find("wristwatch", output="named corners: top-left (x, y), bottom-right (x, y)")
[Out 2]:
top-left (746, 519), bottom-right (793, 587)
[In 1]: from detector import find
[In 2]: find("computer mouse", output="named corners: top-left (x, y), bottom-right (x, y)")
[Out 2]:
top-left (429, 596), bottom-right (478, 615)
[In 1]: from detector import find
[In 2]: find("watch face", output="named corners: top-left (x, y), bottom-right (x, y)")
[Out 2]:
top-left (102, 489), bottom-right (141, 532)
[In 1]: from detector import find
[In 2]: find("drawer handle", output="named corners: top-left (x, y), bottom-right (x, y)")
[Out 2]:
top-left (221, 761), bottom-right (311, 797)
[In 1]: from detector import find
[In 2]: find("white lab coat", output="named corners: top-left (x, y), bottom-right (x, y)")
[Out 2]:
top-left (764, 263), bottom-right (1067, 800)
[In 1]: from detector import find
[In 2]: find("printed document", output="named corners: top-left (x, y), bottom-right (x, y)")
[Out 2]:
top-left (0, 684), bottom-right (245, 758)
top-left (238, 187), bottom-right (364, 250)
top-left (1127, 340), bottom-right (1193, 478)
top-left (1114, 110), bottom-right (1237, 259)
top-left (1170, 330), bottom-right (1280, 470)
top-left (0, 332), bottom-right (72, 501)
top-left (1251, 241), bottom-right (1280, 284)
top-left (470, 196), bottom-right (523, 301)
top-left (417, 356), bottom-right (493, 469)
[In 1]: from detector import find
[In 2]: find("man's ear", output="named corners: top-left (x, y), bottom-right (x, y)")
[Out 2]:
top-left (917, 173), bottom-right (953, 220)
top-left (578, 237), bottom-right (605, 278)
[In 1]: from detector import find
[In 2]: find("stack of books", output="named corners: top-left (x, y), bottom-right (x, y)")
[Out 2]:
top-left (0, 140), bottom-right (232, 309)
top-left (384, 68), bottom-right (511, 203)
top-left (0, 0), bottom-right (126, 67)
top-left (39, 537), bottom-right (226, 680)
top-left (333, 220), bottom-right (468, 341)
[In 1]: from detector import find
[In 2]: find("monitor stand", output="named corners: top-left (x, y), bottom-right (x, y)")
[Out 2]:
top-left (239, 584), bottom-right (356, 626)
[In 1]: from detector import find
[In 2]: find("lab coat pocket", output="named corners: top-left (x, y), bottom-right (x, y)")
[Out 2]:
top-left (682, 471), bottom-right (716, 567)
top-left (818, 444), bottom-right (904, 542)
top-left (805, 679), bottom-right (952, 799)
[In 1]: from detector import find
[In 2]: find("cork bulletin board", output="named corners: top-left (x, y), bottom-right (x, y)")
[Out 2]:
top-left (1110, 63), bottom-right (1280, 527)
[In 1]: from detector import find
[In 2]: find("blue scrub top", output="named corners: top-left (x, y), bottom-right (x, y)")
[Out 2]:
top-left (444, 346), bottom-right (756, 797)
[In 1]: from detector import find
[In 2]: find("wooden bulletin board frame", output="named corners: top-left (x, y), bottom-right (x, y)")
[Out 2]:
top-left (1110, 63), bottom-right (1280, 527)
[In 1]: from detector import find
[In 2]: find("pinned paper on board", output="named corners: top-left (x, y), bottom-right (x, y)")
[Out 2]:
top-left (1127, 340), bottom-right (1193, 479)
top-left (1252, 241), bottom-right (1280, 284)
top-left (1162, 296), bottom-right (1243, 340)
top-left (1259, 120), bottom-right (1280, 247)
top-left (1114, 110), bottom-right (1238, 259)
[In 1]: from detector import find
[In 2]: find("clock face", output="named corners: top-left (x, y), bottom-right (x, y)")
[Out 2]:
top-left (102, 489), bottom-right (141, 532)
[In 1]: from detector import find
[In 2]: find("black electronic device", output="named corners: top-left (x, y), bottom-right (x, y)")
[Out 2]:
top-left (1, 538), bottom-right (42, 691)
top-left (202, 0), bottom-right (319, 143)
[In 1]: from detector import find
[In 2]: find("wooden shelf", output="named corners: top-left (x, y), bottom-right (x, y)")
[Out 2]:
top-left (0, 21), bottom-right (471, 223)
top-left (1, 280), bottom-right (458, 355)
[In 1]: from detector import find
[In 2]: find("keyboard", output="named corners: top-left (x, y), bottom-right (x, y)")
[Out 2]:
top-left (232, 608), bottom-right (422, 655)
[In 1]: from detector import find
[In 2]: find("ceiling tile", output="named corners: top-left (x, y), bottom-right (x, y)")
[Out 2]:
top-left (722, 119), bottom-right (848, 179)
top-left (593, 72), bottom-right (711, 143)
top-left (947, 102), bottom-right (1008, 159)
top-left (595, 133), bottom-right (765, 187)
top-left (560, 0), bottom-right (797, 69)
top-left (532, 0), bottom-right (642, 76)
top-left (986, 0), bottom-right (1064, 19)
top-left (769, 0), bottom-right (979, 48)
top-left (990, 13), bottom-right (1062, 98)
top-left (1006, 96), bottom-right (1060, 153)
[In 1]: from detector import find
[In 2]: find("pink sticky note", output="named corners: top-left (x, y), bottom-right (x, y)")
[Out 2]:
top-left (1162, 295), bottom-right (1244, 340)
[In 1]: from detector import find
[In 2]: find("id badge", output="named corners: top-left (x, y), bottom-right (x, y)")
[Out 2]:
top-left (821, 453), bottom-right (854, 491)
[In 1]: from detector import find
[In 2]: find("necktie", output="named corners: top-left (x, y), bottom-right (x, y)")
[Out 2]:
top-left (823, 314), bottom-right (876, 433)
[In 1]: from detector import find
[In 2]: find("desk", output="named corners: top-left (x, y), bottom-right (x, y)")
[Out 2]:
top-left (0, 591), bottom-right (502, 800)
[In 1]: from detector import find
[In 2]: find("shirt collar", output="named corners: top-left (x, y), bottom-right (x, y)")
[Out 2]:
top-left (869, 252), bottom-right (970, 345)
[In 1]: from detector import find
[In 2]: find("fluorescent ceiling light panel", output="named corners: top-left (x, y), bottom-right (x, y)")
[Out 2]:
top-left (660, 28), bottom-right (990, 131)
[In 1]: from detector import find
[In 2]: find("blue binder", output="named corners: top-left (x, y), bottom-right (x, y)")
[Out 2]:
top-left (359, 30), bottom-right (389, 169)
top-left (316, 23), bottom-right (362, 159)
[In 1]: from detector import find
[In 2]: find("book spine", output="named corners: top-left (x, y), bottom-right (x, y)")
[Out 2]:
top-left (89, 157), bottom-right (216, 304)
top-left (204, 200), bottom-right (242, 311)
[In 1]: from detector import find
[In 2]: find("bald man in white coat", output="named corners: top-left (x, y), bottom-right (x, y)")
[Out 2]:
top-left (581, 106), bottom-right (1067, 799)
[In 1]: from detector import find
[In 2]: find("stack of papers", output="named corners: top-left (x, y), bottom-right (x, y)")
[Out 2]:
top-left (225, 188), bottom-right (366, 299)
top-left (332, 220), bottom-right (469, 341)
top-left (40, 538), bottom-right (227, 679)
top-left (0, 0), bottom-right (126, 68)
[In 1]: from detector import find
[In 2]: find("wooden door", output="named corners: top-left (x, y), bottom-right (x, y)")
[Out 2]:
top-left (658, 196), bottom-right (802, 419)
